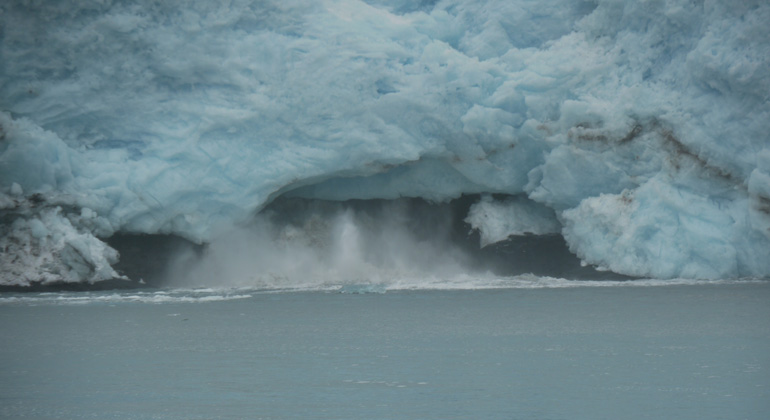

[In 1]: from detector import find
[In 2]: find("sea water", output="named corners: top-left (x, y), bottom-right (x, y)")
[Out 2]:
top-left (1, 280), bottom-right (768, 419)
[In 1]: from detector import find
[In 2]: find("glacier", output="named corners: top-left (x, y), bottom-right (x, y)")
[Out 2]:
top-left (1, 0), bottom-right (769, 286)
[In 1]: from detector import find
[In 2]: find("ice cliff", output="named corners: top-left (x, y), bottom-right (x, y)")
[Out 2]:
top-left (1, 0), bottom-right (769, 285)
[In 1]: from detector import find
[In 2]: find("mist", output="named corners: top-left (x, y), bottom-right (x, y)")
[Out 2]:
top-left (100, 196), bottom-right (625, 292)
top-left (162, 198), bottom-right (479, 290)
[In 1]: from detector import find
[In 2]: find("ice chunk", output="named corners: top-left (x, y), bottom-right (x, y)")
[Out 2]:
top-left (0, 208), bottom-right (124, 286)
top-left (0, 113), bottom-right (79, 195)
top-left (562, 177), bottom-right (770, 279)
top-left (465, 195), bottom-right (561, 247)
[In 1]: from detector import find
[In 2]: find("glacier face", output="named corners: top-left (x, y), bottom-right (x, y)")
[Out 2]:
top-left (1, 0), bottom-right (769, 285)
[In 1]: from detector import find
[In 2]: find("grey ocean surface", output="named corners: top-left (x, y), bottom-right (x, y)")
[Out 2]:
top-left (1, 281), bottom-right (768, 419)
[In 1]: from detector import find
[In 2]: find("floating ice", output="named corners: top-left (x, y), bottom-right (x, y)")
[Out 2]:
top-left (1, 0), bottom-right (768, 285)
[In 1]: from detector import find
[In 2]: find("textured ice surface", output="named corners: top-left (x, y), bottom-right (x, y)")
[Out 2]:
top-left (0, 206), bottom-right (122, 286)
top-left (1, 0), bottom-right (769, 284)
top-left (465, 194), bottom-right (560, 247)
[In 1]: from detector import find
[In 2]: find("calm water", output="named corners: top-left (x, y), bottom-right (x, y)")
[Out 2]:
top-left (1, 281), bottom-right (768, 419)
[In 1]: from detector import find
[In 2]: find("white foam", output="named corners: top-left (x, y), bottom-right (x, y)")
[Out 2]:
top-left (0, 290), bottom-right (252, 306)
top-left (2, 276), bottom-right (764, 306)
top-left (381, 273), bottom-right (767, 291)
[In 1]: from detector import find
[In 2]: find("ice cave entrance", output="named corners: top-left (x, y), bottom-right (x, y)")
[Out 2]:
top-left (108, 195), bottom-right (629, 288)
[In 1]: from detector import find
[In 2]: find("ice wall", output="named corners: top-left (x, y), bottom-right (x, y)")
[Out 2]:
top-left (1, 0), bottom-right (769, 285)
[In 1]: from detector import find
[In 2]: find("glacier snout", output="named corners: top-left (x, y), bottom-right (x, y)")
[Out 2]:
top-left (1, 0), bottom-right (769, 285)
